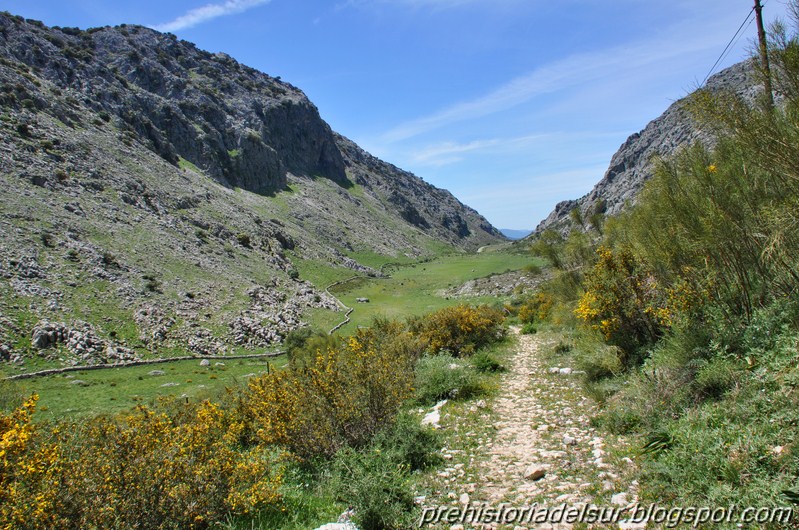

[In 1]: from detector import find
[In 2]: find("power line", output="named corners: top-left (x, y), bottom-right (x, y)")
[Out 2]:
top-left (701, 6), bottom-right (756, 86)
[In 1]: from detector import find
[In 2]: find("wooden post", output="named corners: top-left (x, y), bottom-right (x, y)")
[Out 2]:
top-left (755, 0), bottom-right (775, 107)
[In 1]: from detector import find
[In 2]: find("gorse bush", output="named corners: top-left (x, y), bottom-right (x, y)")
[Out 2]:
top-left (518, 292), bottom-right (554, 324)
top-left (247, 334), bottom-right (414, 460)
top-left (0, 395), bottom-right (62, 530)
top-left (410, 304), bottom-right (505, 356)
top-left (1, 304), bottom-right (507, 528)
top-left (524, 4), bottom-right (799, 511)
top-left (0, 397), bottom-right (283, 530)
top-left (573, 246), bottom-right (666, 357)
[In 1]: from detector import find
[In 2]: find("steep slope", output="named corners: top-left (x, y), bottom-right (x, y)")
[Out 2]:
top-left (0, 12), bottom-right (502, 367)
top-left (534, 60), bottom-right (762, 235)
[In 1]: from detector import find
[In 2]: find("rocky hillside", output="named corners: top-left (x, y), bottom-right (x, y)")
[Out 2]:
top-left (0, 12), bottom-right (502, 368)
top-left (534, 60), bottom-right (762, 235)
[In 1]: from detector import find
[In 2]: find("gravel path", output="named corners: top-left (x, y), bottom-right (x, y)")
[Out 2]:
top-left (425, 329), bottom-right (643, 529)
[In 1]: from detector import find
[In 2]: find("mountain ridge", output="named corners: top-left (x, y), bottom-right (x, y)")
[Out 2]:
top-left (0, 12), bottom-right (503, 365)
top-left (533, 59), bottom-right (763, 235)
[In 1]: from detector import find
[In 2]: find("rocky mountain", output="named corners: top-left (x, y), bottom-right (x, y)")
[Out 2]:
top-left (0, 12), bottom-right (503, 366)
top-left (534, 60), bottom-right (763, 235)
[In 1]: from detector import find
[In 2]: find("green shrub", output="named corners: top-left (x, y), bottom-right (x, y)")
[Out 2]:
top-left (236, 232), bottom-right (251, 248)
top-left (693, 357), bottom-right (738, 400)
top-left (413, 353), bottom-right (488, 405)
top-left (575, 343), bottom-right (623, 382)
top-left (373, 412), bottom-right (441, 471)
top-left (471, 351), bottom-right (505, 373)
top-left (520, 322), bottom-right (537, 335)
top-left (330, 446), bottom-right (416, 530)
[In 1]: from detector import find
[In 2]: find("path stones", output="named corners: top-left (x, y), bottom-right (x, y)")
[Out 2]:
top-left (524, 464), bottom-right (548, 481)
top-left (462, 328), bottom-right (638, 516)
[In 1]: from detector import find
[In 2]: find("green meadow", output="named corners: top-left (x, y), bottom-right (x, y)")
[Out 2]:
top-left (329, 250), bottom-right (534, 330)
top-left (3, 247), bottom-right (536, 420)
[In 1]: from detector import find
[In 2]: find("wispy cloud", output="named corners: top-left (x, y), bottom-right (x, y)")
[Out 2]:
top-left (405, 130), bottom-right (625, 167)
top-left (380, 26), bottom-right (729, 144)
top-left (152, 0), bottom-right (272, 32)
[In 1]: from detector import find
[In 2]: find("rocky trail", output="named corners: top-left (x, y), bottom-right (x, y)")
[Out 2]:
top-left (422, 329), bottom-right (643, 529)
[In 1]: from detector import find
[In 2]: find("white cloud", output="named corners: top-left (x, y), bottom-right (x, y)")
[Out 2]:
top-left (404, 131), bottom-right (625, 167)
top-left (379, 16), bottom-right (742, 144)
top-left (152, 0), bottom-right (272, 32)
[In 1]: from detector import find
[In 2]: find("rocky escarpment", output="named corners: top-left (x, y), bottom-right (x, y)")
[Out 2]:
top-left (534, 60), bottom-right (762, 235)
top-left (3, 16), bottom-right (344, 194)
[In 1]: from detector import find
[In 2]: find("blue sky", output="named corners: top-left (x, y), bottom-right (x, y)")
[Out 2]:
top-left (3, 1), bottom-right (791, 229)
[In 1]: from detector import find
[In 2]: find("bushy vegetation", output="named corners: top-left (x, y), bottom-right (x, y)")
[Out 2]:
top-left (409, 303), bottom-right (505, 356)
top-left (525, 9), bottom-right (799, 511)
top-left (0, 396), bottom-right (282, 529)
top-left (0, 304), bottom-right (506, 529)
top-left (247, 334), bottom-right (415, 459)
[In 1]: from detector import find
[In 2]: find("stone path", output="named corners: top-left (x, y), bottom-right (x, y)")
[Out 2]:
top-left (425, 329), bottom-right (643, 529)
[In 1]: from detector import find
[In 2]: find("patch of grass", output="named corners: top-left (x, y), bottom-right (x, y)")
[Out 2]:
top-left (177, 156), bottom-right (202, 174)
top-left (20, 356), bottom-right (285, 420)
top-left (414, 353), bottom-right (492, 405)
top-left (331, 252), bottom-right (532, 330)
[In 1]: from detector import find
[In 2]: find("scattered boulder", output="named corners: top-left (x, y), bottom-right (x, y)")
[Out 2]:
top-left (421, 399), bottom-right (448, 429)
top-left (524, 464), bottom-right (548, 481)
top-left (199, 359), bottom-right (211, 367)
top-left (31, 321), bottom-right (67, 349)
top-left (148, 370), bottom-right (166, 376)
top-left (30, 320), bottom-right (138, 365)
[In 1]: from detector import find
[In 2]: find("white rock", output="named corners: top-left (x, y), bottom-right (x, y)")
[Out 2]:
top-left (611, 492), bottom-right (630, 506)
top-left (199, 359), bottom-right (210, 367)
top-left (558, 367), bottom-right (573, 375)
top-left (563, 435), bottom-right (577, 446)
top-left (524, 464), bottom-right (548, 481)
top-left (421, 409), bottom-right (441, 428)
top-left (459, 492), bottom-right (470, 505)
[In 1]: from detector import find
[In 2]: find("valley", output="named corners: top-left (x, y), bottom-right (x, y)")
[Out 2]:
top-left (2, 5), bottom-right (799, 530)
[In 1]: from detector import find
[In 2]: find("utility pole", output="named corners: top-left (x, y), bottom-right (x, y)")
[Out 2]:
top-left (754, 0), bottom-right (775, 108)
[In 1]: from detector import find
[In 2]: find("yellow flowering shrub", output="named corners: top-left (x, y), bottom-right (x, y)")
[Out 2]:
top-left (1, 397), bottom-right (283, 530)
top-left (410, 304), bottom-right (505, 356)
top-left (574, 246), bottom-right (666, 355)
top-left (0, 395), bottom-right (62, 530)
top-left (247, 333), bottom-right (414, 460)
top-left (518, 292), bottom-right (554, 324)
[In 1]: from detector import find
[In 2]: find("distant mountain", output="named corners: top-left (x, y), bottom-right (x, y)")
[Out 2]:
top-left (533, 60), bottom-right (763, 235)
top-left (0, 12), bottom-right (503, 364)
top-left (500, 229), bottom-right (532, 240)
